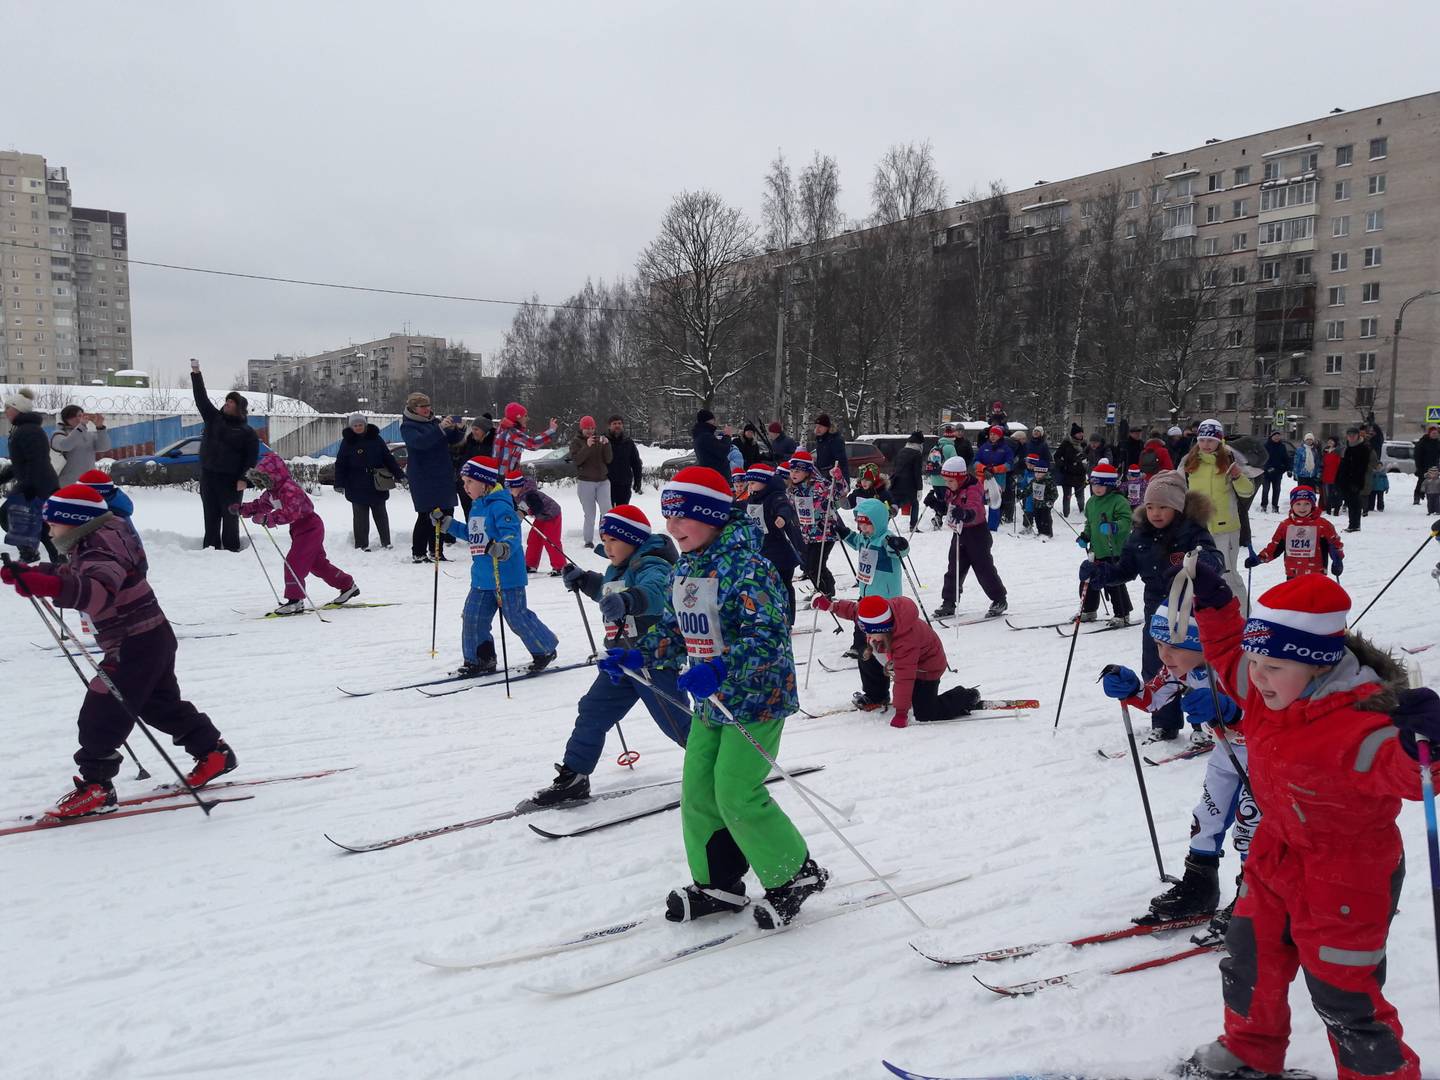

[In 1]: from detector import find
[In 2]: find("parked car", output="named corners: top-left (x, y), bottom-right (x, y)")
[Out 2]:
top-left (316, 443), bottom-right (409, 486)
top-left (522, 447), bottom-right (575, 483)
top-left (844, 441), bottom-right (887, 475)
top-left (854, 433), bottom-right (939, 474)
top-left (1379, 439), bottom-right (1415, 474)
top-left (655, 450), bottom-right (696, 481)
top-left (109, 435), bottom-right (275, 487)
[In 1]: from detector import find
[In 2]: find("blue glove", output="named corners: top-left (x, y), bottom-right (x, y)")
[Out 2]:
top-left (677, 657), bottom-right (728, 701)
top-left (1099, 664), bottom-right (1141, 699)
top-left (1392, 687), bottom-right (1440, 761)
top-left (1098, 521), bottom-right (1118, 536)
top-left (1182, 686), bottom-right (1239, 726)
top-left (561, 563), bottom-right (593, 593)
top-left (1243, 553), bottom-right (1263, 569)
top-left (597, 648), bottom-right (644, 685)
top-left (597, 590), bottom-right (631, 623)
top-left (1330, 555), bottom-right (1343, 577)
top-left (1075, 535), bottom-right (1089, 549)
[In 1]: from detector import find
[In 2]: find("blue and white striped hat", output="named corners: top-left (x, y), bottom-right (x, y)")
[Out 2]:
top-left (43, 484), bottom-right (110, 526)
top-left (460, 455), bottom-right (501, 485)
top-left (660, 466), bottom-right (733, 525)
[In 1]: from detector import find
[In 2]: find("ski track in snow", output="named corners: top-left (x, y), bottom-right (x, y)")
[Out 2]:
top-left (4, 482), bottom-right (1438, 1079)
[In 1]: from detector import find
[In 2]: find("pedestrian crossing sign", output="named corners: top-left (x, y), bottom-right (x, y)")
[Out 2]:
top-left (1427, 405), bottom-right (1440, 424)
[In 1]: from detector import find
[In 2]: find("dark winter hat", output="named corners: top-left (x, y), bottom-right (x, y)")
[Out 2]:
top-left (742, 422), bottom-right (758, 434)
top-left (745, 462), bottom-right (776, 485)
top-left (767, 421), bottom-right (783, 435)
top-left (814, 413), bottom-right (833, 429)
top-left (504, 470), bottom-right (528, 490)
top-left (78, 469), bottom-right (115, 496)
top-left (608, 414), bottom-right (623, 424)
top-left (696, 409), bottom-right (715, 425)
top-left (1290, 485), bottom-right (1318, 505)
top-left (43, 484), bottom-right (109, 526)
top-left (856, 595), bottom-right (895, 635)
top-left (661, 466), bottom-right (733, 525)
top-left (909, 430), bottom-right (925, 443)
top-left (1242, 575), bottom-right (1350, 667)
top-left (600, 504), bottom-right (652, 547)
top-left (1070, 423), bottom-right (1083, 437)
top-left (461, 455), bottom-right (501, 486)
top-left (226, 390), bottom-right (249, 414)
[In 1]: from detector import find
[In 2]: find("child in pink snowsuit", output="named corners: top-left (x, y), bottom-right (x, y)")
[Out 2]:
top-left (238, 453), bottom-right (357, 615)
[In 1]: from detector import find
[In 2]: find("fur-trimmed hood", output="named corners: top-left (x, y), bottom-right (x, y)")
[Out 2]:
top-left (1332, 631), bottom-right (1408, 714)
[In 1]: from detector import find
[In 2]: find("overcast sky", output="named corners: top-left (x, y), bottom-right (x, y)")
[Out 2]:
top-left (6, 0), bottom-right (1439, 389)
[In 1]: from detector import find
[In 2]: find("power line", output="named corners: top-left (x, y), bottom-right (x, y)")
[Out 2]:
top-left (0, 238), bottom-right (630, 313)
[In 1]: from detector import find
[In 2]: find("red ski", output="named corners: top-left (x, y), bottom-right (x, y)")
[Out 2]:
top-left (973, 943), bottom-right (1221, 996)
top-left (0, 795), bottom-right (255, 838)
top-left (910, 913), bottom-right (1211, 966)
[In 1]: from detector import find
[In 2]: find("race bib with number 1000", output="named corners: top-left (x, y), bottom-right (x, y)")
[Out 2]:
top-left (672, 575), bottom-right (726, 659)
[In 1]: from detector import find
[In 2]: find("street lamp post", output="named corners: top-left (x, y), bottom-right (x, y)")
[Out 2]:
top-left (1388, 289), bottom-right (1439, 433)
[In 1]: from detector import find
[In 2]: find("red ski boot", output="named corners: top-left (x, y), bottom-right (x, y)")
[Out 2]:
top-left (48, 777), bottom-right (118, 820)
top-left (182, 740), bottom-right (237, 789)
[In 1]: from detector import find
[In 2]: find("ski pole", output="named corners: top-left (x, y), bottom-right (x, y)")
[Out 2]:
top-left (1351, 528), bottom-right (1440, 629)
top-left (827, 477), bottom-right (858, 579)
top-left (517, 517), bottom-right (601, 659)
top-left (491, 554), bottom-right (512, 699)
top-left (260, 522), bottom-right (330, 623)
top-left (706, 689), bottom-right (927, 928)
top-left (1053, 578), bottom-right (1090, 733)
top-left (803, 595), bottom-right (821, 690)
top-left (430, 517), bottom-right (442, 657)
top-left (784, 532), bottom-right (841, 632)
top-left (1245, 545), bottom-right (1257, 620)
top-left (1120, 701), bottom-right (1179, 885)
top-left (898, 551), bottom-right (954, 672)
top-left (613, 721), bottom-right (637, 769)
top-left (237, 513), bottom-right (282, 608)
top-left (902, 548), bottom-right (924, 589)
top-left (1417, 733), bottom-right (1440, 1017)
top-left (3, 553), bottom-right (212, 812)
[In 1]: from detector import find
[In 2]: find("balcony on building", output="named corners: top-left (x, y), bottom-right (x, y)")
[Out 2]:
top-left (1016, 199), bottom-right (1069, 236)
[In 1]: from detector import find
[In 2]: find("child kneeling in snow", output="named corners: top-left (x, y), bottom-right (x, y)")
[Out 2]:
top-left (814, 593), bottom-right (981, 728)
top-left (1179, 564), bottom-right (1439, 1080)
top-left (237, 452), bottom-right (358, 616)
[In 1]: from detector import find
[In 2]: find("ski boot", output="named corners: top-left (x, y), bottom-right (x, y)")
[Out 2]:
top-left (1075, 610), bottom-right (1098, 623)
top-left (183, 740), bottom-right (238, 790)
top-left (1106, 614), bottom-right (1130, 629)
top-left (665, 881), bottom-right (748, 922)
top-left (526, 651), bottom-right (557, 674)
top-left (841, 646), bottom-right (862, 660)
top-left (852, 691), bottom-right (889, 712)
top-left (1180, 1040), bottom-right (1316, 1079)
top-left (272, 598), bottom-right (305, 616)
top-left (1140, 727), bottom-right (1181, 746)
top-left (47, 777), bottom-right (117, 820)
top-left (330, 584), bottom-right (360, 606)
top-left (1138, 852), bottom-right (1220, 924)
top-left (984, 599), bottom-right (1008, 618)
top-left (1188, 727), bottom-right (1216, 751)
top-left (753, 855), bottom-right (830, 929)
top-left (1194, 872), bottom-right (1244, 946)
top-left (531, 764), bottom-right (590, 807)
top-left (450, 660), bottom-right (486, 678)
top-left (548, 568), bottom-right (564, 577)
top-left (931, 601), bottom-right (956, 619)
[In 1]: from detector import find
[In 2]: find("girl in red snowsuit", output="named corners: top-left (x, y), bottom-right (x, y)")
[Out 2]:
top-left (1182, 566), bottom-right (1439, 1080)
top-left (1246, 485), bottom-right (1343, 580)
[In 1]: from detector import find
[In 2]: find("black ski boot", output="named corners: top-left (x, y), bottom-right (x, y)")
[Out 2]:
top-left (1139, 852), bottom-right (1220, 924)
top-left (453, 640), bottom-right (497, 678)
top-left (852, 690), bottom-right (889, 712)
top-left (984, 599), bottom-right (1008, 618)
top-left (665, 881), bottom-right (748, 922)
top-left (531, 764), bottom-right (590, 807)
top-left (753, 855), bottom-right (830, 929)
top-left (931, 601), bottom-right (956, 619)
top-left (1195, 871), bottom-right (1244, 945)
top-left (526, 651), bottom-right (557, 674)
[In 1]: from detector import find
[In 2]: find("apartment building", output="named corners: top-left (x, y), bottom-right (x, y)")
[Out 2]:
top-left (0, 151), bottom-right (132, 386)
top-left (923, 92), bottom-right (1440, 439)
top-left (247, 333), bottom-right (470, 403)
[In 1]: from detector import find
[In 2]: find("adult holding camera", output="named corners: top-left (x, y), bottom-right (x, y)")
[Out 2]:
top-left (334, 412), bottom-right (405, 550)
top-left (2, 387), bottom-right (61, 560)
top-left (190, 358), bottom-right (259, 552)
top-left (400, 392), bottom-right (464, 563)
top-left (570, 415), bottom-right (614, 547)
top-left (50, 405), bottom-right (111, 486)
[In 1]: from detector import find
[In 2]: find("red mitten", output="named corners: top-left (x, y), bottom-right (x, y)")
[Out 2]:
top-left (890, 710), bottom-right (909, 729)
top-left (8, 570), bottom-right (61, 598)
top-left (811, 594), bottom-right (832, 612)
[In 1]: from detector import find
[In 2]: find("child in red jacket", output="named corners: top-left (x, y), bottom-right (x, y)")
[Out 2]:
top-left (1245, 485), bottom-right (1343, 580)
top-left (1180, 565), bottom-right (1439, 1080)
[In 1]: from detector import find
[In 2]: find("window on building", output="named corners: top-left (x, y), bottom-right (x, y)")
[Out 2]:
top-left (1356, 386), bottom-right (1376, 407)
top-left (1369, 136), bottom-right (1388, 160)
top-left (1300, 151), bottom-right (1319, 172)
top-left (1234, 165), bottom-right (1251, 185)
top-left (1231, 265), bottom-right (1247, 285)
top-left (1208, 172), bottom-right (1223, 192)
top-left (1365, 209), bottom-right (1384, 232)
top-left (1360, 318), bottom-right (1377, 339)
top-left (1328, 286), bottom-right (1346, 306)
top-left (1326, 320), bottom-right (1345, 340)
top-left (1260, 180), bottom-right (1317, 212)
top-left (1202, 237), bottom-right (1220, 256)
top-left (1198, 393), bottom-right (1216, 411)
top-left (1200, 300), bottom-right (1218, 319)
top-left (1227, 328), bottom-right (1244, 347)
top-left (1263, 161), bottom-right (1281, 181)
top-left (1363, 246), bottom-right (1381, 268)
top-left (1362, 282), bottom-right (1381, 303)
top-left (1205, 204), bottom-right (1220, 224)
top-left (1232, 198), bottom-right (1249, 218)
top-left (1324, 354), bottom-right (1343, 374)
top-left (1288, 389), bottom-right (1307, 409)
top-left (1224, 298), bottom-right (1242, 317)
top-left (1336, 144), bottom-right (1353, 167)
top-left (1125, 189), bottom-right (1140, 209)
top-left (1173, 177), bottom-right (1194, 197)
top-left (1294, 256), bottom-right (1312, 276)
top-left (1358, 351), bottom-right (1377, 373)
top-left (1367, 173), bottom-right (1387, 196)
top-left (1202, 269), bottom-right (1220, 288)
top-left (1323, 387), bottom-right (1341, 409)
top-left (1225, 360), bottom-right (1241, 378)
top-left (1260, 259), bottom-right (1280, 281)
top-left (1334, 179), bottom-right (1351, 201)
top-left (1259, 217), bottom-right (1315, 245)
top-left (1233, 232), bottom-right (1249, 251)
top-left (1332, 216), bottom-right (1350, 237)
top-left (1331, 251), bottom-right (1349, 272)
top-left (1124, 220), bottom-right (1138, 239)
top-left (1223, 391), bottom-right (1239, 410)
top-left (1152, 185), bottom-right (1165, 205)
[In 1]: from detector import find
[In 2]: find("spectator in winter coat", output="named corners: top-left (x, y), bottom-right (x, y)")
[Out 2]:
top-left (239, 452), bottom-right (358, 615)
top-left (986, 401), bottom-right (1007, 430)
top-left (1024, 426), bottom-right (1051, 468)
top-left (1337, 427), bottom-right (1374, 533)
top-left (1321, 437), bottom-right (1343, 515)
top-left (493, 402), bottom-right (559, 477)
top-left (1258, 431), bottom-right (1290, 513)
top-left (691, 410), bottom-right (734, 474)
top-left (1291, 432), bottom-right (1321, 489)
top-left (453, 417), bottom-right (495, 515)
top-left (605, 415), bottom-right (644, 508)
top-left (811, 413), bottom-right (850, 481)
top-left (1138, 436), bottom-right (1174, 476)
top-left (973, 425), bottom-right (1014, 476)
top-left (506, 470), bottom-right (565, 574)
top-left (400, 392), bottom-right (465, 562)
top-left (2, 387), bottom-right (61, 560)
top-left (334, 414), bottom-right (405, 550)
top-left (1181, 419), bottom-right (1255, 603)
top-left (766, 421), bottom-right (798, 464)
top-left (1085, 433), bottom-right (1111, 473)
top-left (888, 431), bottom-right (926, 533)
top-left (1166, 425), bottom-right (1190, 464)
top-left (570, 416), bottom-right (614, 547)
top-left (1413, 424), bottom-right (1440, 505)
top-left (1054, 425), bottom-right (1089, 517)
top-left (50, 405), bottom-right (111, 487)
top-left (736, 423), bottom-right (764, 469)
top-left (1246, 486), bottom-right (1342, 580)
top-left (1116, 427), bottom-right (1147, 474)
top-left (190, 361), bottom-right (260, 553)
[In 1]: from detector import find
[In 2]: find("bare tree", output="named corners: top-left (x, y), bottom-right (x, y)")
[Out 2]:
top-left (871, 140), bottom-right (948, 225)
top-left (761, 151), bottom-right (798, 250)
top-left (634, 190), bottom-right (763, 410)
top-left (797, 152), bottom-right (842, 245)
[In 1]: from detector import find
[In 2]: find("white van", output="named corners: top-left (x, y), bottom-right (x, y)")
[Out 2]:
top-left (1380, 439), bottom-right (1414, 474)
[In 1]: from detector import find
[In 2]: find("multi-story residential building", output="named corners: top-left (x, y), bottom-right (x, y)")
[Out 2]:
top-left (0, 151), bottom-right (131, 386)
top-left (247, 333), bottom-right (478, 409)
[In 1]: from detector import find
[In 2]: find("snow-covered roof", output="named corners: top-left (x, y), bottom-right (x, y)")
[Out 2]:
top-left (1262, 141), bottom-right (1323, 158)
top-left (0, 383), bottom-right (318, 416)
top-left (1018, 197), bottom-right (1070, 212)
top-left (1163, 168), bottom-right (1200, 179)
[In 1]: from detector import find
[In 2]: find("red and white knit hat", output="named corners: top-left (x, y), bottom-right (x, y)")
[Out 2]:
top-left (661, 466), bottom-right (733, 525)
top-left (460, 455), bottom-right (501, 485)
top-left (1242, 574), bottom-right (1351, 667)
top-left (504, 470), bottom-right (527, 489)
top-left (78, 468), bottom-right (115, 496)
top-left (43, 483), bottom-right (109, 526)
top-left (941, 456), bottom-right (968, 477)
top-left (1090, 460), bottom-right (1119, 486)
top-left (857, 595), bottom-right (896, 634)
top-left (600, 504), bottom-right (652, 547)
top-left (788, 449), bottom-right (816, 475)
top-left (1290, 485), bottom-right (1318, 505)
top-left (745, 462), bottom-right (776, 484)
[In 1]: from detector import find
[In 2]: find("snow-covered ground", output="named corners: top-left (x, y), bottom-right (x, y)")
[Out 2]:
top-left (4, 480), bottom-right (1438, 1080)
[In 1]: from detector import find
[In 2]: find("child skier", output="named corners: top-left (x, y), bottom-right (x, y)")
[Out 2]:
top-left (1015, 461), bottom-right (1035, 533)
top-left (847, 463), bottom-right (893, 510)
top-left (1080, 470), bottom-right (1221, 742)
top-left (831, 497), bottom-right (908, 667)
top-left (789, 450), bottom-right (838, 597)
top-left (237, 452), bottom-right (358, 616)
top-left (1244, 486), bottom-right (1343, 580)
top-left (1025, 455), bottom-right (1057, 538)
top-left (1076, 461), bottom-right (1133, 627)
top-left (743, 462), bottom-right (805, 624)
top-left (933, 456), bottom-right (1007, 620)
top-left (1423, 465), bottom-right (1440, 513)
top-left (77, 468), bottom-right (141, 550)
top-left (1, 484), bottom-right (236, 817)
top-left (599, 466), bottom-right (827, 929)
top-left (1123, 464), bottom-right (1148, 508)
top-left (1099, 603), bottom-right (1254, 934)
top-left (1179, 564), bottom-right (1439, 1080)
top-left (533, 505), bottom-right (691, 806)
top-left (441, 456), bottom-right (558, 676)
top-left (813, 593), bottom-right (981, 727)
top-left (505, 470), bottom-right (565, 576)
